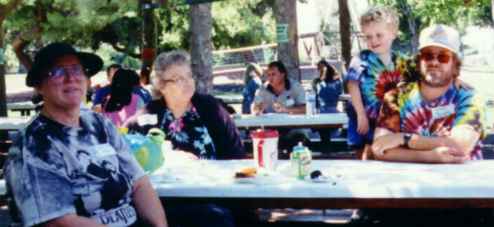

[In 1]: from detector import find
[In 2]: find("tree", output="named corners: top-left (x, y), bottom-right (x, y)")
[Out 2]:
top-left (139, 0), bottom-right (157, 85)
top-left (273, 0), bottom-right (299, 80)
top-left (338, 0), bottom-right (351, 68)
top-left (396, 0), bottom-right (418, 53)
top-left (372, 0), bottom-right (492, 53)
top-left (492, 0), bottom-right (494, 24)
top-left (0, 0), bottom-right (23, 117)
top-left (3, 0), bottom-right (277, 98)
top-left (190, 3), bottom-right (213, 94)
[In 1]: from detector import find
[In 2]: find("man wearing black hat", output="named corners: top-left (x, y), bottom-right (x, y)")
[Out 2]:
top-left (4, 42), bottom-right (168, 227)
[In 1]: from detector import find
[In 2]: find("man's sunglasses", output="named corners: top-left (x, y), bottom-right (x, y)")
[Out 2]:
top-left (419, 51), bottom-right (452, 64)
top-left (47, 65), bottom-right (85, 80)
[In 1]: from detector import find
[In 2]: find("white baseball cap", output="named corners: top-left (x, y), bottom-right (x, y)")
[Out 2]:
top-left (419, 24), bottom-right (461, 56)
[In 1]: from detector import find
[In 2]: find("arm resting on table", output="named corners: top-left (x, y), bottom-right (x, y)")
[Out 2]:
top-left (403, 125), bottom-right (479, 157)
top-left (132, 176), bottom-right (168, 227)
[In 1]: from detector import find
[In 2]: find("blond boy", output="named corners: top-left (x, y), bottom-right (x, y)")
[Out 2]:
top-left (345, 6), bottom-right (408, 156)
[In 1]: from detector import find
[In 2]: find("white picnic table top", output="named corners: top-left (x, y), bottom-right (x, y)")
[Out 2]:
top-left (7, 102), bottom-right (36, 111)
top-left (233, 113), bottom-right (348, 128)
top-left (0, 117), bottom-right (30, 131)
top-left (149, 159), bottom-right (494, 199)
top-left (2, 158), bottom-right (494, 200)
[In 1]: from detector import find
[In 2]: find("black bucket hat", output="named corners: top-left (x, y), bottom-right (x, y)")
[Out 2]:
top-left (26, 42), bottom-right (103, 87)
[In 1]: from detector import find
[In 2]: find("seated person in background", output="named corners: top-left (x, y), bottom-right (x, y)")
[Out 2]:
top-left (92, 64), bottom-right (121, 111)
top-left (4, 42), bottom-right (167, 227)
top-left (252, 61), bottom-right (308, 152)
top-left (101, 68), bottom-right (151, 127)
top-left (93, 64), bottom-right (152, 112)
top-left (312, 59), bottom-right (343, 146)
top-left (127, 50), bottom-right (244, 227)
top-left (313, 59), bottom-right (343, 113)
top-left (252, 61), bottom-right (306, 115)
top-left (241, 62), bottom-right (263, 114)
top-left (371, 24), bottom-right (485, 163)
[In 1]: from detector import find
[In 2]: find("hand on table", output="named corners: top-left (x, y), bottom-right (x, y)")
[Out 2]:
top-left (253, 102), bottom-right (265, 115)
top-left (430, 146), bottom-right (468, 164)
top-left (371, 133), bottom-right (403, 156)
top-left (273, 102), bottom-right (288, 113)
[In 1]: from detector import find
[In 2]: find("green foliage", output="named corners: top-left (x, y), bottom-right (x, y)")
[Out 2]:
top-left (211, 0), bottom-right (275, 48)
top-left (5, 0), bottom-right (138, 47)
top-left (3, 0), bottom-right (276, 66)
top-left (156, 0), bottom-right (276, 51)
top-left (372, 0), bottom-right (492, 31)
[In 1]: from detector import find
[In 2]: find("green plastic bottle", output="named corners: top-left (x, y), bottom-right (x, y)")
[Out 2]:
top-left (290, 142), bottom-right (312, 180)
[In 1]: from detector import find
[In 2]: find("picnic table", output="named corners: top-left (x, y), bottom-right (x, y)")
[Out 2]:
top-left (7, 102), bottom-right (37, 116)
top-left (3, 158), bottom-right (493, 208)
top-left (233, 113), bottom-right (348, 129)
top-left (0, 117), bottom-right (30, 131)
top-left (149, 158), bottom-right (494, 209)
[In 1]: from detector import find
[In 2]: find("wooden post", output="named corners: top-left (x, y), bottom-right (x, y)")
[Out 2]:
top-left (140, 0), bottom-right (157, 85)
top-left (0, 0), bottom-right (23, 117)
top-left (273, 0), bottom-right (300, 81)
top-left (0, 27), bottom-right (6, 117)
top-left (338, 0), bottom-right (352, 69)
top-left (190, 3), bottom-right (213, 94)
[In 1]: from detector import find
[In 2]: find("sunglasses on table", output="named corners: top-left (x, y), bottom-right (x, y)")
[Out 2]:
top-left (419, 51), bottom-right (453, 64)
top-left (47, 64), bottom-right (85, 80)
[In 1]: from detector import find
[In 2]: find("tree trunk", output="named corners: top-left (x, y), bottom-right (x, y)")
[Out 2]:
top-left (273, 0), bottom-right (299, 81)
top-left (397, 0), bottom-right (418, 54)
top-left (338, 0), bottom-right (352, 69)
top-left (491, 0), bottom-right (494, 25)
top-left (0, 0), bottom-right (23, 117)
top-left (190, 3), bottom-right (213, 94)
top-left (0, 27), bottom-right (6, 117)
top-left (140, 0), bottom-right (157, 85)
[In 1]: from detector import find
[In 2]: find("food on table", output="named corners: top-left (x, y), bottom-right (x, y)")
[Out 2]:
top-left (235, 167), bottom-right (257, 178)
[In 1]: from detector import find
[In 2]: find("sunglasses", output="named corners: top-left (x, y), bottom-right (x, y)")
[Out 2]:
top-left (47, 64), bottom-right (85, 80)
top-left (419, 51), bottom-right (452, 64)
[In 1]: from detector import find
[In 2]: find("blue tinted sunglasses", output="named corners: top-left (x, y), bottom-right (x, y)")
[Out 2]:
top-left (47, 65), bottom-right (85, 80)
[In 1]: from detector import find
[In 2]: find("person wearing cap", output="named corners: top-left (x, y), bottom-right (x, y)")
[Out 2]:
top-left (3, 42), bottom-right (167, 226)
top-left (370, 24), bottom-right (485, 163)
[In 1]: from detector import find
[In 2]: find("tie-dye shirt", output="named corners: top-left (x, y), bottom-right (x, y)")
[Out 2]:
top-left (346, 50), bottom-right (411, 120)
top-left (4, 110), bottom-right (145, 226)
top-left (377, 82), bottom-right (485, 160)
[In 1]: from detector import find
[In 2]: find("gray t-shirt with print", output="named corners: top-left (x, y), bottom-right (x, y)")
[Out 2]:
top-left (253, 79), bottom-right (306, 113)
top-left (4, 109), bottom-right (145, 227)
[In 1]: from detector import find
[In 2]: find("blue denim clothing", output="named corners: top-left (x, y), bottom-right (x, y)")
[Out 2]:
top-left (242, 78), bottom-right (262, 114)
top-left (346, 102), bottom-right (375, 148)
top-left (93, 85), bottom-right (151, 106)
top-left (312, 78), bottom-right (342, 113)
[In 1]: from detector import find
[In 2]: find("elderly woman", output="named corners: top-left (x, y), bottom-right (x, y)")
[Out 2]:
top-left (134, 50), bottom-right (245, 160)
top-left (128, 50), bottom-right (244, 227)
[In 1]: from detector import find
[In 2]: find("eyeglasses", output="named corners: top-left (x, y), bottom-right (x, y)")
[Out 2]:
top-left (47, 64), bottom-right (85, 80)
top-left (419, 51), bottom-right (452, 64)
top-left (162, 76), bottom-right (192, 85)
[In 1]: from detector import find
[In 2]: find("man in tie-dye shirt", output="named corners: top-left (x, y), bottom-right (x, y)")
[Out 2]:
top-left (371, 24), bottom-right (485, 163)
